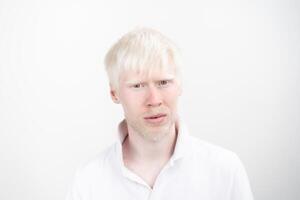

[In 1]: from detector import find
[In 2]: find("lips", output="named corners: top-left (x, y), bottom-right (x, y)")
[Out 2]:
top-left (144, 113), bottom-right (167, 125)
top-left (144, 113), bottom-right (167, 119)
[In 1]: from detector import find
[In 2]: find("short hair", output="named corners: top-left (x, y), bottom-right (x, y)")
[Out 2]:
top-left (104, 28), bottom-right (182, 90)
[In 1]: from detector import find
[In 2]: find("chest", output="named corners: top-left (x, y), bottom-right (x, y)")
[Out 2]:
top-left (130, 160), bottom-right (172, 188)
top-left (86, 161), bottom-right (233, 200)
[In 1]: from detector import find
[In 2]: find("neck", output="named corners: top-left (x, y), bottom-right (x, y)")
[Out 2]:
top-left (123, 124), bottom-right (177, 165)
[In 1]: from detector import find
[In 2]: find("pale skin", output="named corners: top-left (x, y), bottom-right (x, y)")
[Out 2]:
top-left (110, 67), bottom-right (182, 188)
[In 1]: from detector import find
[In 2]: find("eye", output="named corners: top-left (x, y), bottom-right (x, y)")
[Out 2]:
top-left (158, 80), bottom-right (170, 87)
top-left (132, 83), bottom-right (143, 88)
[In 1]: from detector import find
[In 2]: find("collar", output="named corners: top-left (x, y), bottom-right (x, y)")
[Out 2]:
top-left (113, 118), bottom-right (192, 185)
top-left (115, 117), bottom-right (191, 166)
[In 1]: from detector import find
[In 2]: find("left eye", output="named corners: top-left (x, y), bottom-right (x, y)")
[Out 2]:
top-left (159, 80), bottom-right (169, 86)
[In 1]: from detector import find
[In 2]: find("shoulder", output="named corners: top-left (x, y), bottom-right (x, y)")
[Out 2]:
top-left (73, 143), bottom-right (117, 182)
top-left (183, 136), bottom-right (254, 199)
top-left (66, 144), bottom-right (120, 199)
top-left (187, 136), bottom-right (244, 172)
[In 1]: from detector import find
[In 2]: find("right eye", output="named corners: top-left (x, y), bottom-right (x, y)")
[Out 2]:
top-left (132, 83), bottom-right (143, 88)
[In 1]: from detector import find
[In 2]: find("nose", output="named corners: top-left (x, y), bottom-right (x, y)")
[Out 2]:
top-left (146, 85), bottom-right (162, 107)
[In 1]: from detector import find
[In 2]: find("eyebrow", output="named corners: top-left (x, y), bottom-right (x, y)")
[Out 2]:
top-left (125, 78), bottom-right (175, 85)
top-left (124, 75), bottom-right (176, 84)
top-left (125, 81), bottom-right (145, 86)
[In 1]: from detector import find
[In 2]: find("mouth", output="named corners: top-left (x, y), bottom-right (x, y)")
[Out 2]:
top-left (144, 113), bottom-right (167, 124)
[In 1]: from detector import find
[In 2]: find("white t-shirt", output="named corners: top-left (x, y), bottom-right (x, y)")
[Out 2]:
top-left (66, 120), bottom-right (254, 200)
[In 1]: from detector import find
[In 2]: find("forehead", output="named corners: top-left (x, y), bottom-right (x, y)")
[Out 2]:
top-left (120, 67), bottom-right (177, 83)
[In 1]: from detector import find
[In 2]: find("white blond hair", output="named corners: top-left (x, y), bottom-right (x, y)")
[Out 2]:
top-left (104, 28), bottom-right (182, 90)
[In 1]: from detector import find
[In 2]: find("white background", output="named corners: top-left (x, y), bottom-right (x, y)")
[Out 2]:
top-left (0, 0), bottom-right (299, 199)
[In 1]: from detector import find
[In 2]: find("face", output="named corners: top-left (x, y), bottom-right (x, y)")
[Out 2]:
top-left (111, 67), bottom-right (182, 142)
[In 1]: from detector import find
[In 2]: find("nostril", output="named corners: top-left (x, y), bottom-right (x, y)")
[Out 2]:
top-left (147, 102), bottom-right (162, 107)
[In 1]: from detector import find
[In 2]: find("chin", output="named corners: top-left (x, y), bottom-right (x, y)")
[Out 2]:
top-left (143, 132), bottom-right (169, 142)
top-left (142, 124), bottom-right (172, 142)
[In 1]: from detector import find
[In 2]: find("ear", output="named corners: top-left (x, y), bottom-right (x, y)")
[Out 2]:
top-left (110, 84), bottom-right (120, 104)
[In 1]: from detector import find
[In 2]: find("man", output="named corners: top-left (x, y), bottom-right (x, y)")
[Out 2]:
top-left (66, 28), bottom-right (254, 200)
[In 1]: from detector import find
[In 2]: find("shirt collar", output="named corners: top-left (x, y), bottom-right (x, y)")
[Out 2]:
top-left (117, 119), bottom-right (129, 144)
top-left (170, 117), bottom-right (191, 162)
top-left (115, 117), bottom-right (191, 166)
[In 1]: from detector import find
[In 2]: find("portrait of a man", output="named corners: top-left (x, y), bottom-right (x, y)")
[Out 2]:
top-left (1, 1), bottom-right (299, 200)
top-left (66, 28), bottom-right (254, 200)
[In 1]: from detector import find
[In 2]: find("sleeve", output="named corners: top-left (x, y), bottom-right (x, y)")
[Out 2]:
top-left (229, 155), bottom-right (254, 200)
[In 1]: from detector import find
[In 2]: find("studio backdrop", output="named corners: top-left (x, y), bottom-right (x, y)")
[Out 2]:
top-left (0, 0), bottom-right (299, 200)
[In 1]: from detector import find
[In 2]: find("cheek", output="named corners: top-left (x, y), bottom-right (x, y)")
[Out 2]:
top-left (120, 91), bottom-right (145, 113)
top-left (122, 92), bottom-right (144, 105)
top-left (164, 88), bottom-right (180, 104)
